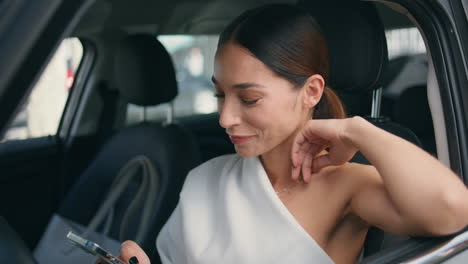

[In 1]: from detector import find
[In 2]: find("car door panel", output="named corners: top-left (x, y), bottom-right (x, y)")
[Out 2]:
top-left (0, 136), bottom-right (62, 249)
top-left (362, 228), bottom-right (468, 263)
top-left (0, 0), bottom-right (94, 250)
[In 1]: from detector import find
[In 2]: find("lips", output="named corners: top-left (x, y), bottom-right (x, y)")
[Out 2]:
top-left (229, 135), bottom-right (255, 145)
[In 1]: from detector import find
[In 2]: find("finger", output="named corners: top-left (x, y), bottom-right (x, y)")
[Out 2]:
top-left (292, 141), bottom-right (311, 171)
top-left (119, 240), bottom-right (151, 264)
top-left (298, 142), bottom-right (312, 166)
top-left (291, 131), bottom-right (307, 167)
top-left (308, 142), bottom-right (326, 158)
top-left (312, 154), bottom-right (333, 173)
top-left (301, 142), bottom-right (328, 181)
top-left (292, 143), bottom-right (311, 181)
top-left (301, 147), bottom-right (314, 183)
top-left (291, 166), bottom-right (300, 181)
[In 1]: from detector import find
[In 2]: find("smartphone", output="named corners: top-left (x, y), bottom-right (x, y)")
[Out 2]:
top-left (66, 231), bottom-right (126, 264)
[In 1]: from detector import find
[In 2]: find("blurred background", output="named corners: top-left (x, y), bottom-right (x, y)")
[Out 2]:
top-left (1, 28), bottom-right (426, 142)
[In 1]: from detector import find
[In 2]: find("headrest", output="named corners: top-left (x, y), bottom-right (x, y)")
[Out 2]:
top-left (298, 0), bottom-right (388, 92)
top-left (114, 34), bottom-right (178, 106)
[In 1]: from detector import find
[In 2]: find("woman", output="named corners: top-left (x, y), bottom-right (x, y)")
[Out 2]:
top-left (115, 4), bottom-right (468, 264)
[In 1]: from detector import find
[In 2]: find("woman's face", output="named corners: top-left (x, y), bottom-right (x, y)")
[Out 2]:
top-left (213, 43), bottom-right (314, 157)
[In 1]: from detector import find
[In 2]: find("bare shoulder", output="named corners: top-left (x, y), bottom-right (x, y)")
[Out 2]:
top-left (323, 162), bottom-right (382, 195)
top-left (350, 163), bottom-right (384, 194)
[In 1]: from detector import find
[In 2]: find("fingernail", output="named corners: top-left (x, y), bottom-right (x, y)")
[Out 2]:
top-left (129, 256), bottom-right (139, 264)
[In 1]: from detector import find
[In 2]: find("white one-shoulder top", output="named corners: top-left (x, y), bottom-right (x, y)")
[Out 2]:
top-left (156, 154), bottom-right (334, 264)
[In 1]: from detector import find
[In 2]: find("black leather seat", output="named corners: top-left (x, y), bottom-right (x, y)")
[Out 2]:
top-left (58, 34), bottom-right (201, 262)
top-left (0, 216), bottom-right (37, 264)
top-left (394, 85), bottom-right (436, 155)
top-left (298, 0), bottom-right (422, 257)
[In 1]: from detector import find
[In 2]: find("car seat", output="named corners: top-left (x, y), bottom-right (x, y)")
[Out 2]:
top-left (298, 0), bottom-right (422, 258)
top-left (0, 216), bottom-right (37, 264)
top-left (380, 54), bottom-right (428, 122)
top-left (394, 85), bottom-right (436, 155)
top-left (57, 34), bottom-right (202, 262)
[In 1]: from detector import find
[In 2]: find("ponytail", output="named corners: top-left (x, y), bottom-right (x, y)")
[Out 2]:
top-left (313, 86), bottom-right (346, 119)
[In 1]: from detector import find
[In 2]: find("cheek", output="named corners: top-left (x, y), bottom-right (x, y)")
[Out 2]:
top-left (242, 106), bottom-right (270, 133)
top-left (245, 99), bottom-right (299, 140)
top-left (234, 95), bottom-right (300, 157)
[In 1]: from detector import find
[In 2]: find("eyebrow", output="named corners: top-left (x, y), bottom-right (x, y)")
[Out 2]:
top-left (211, 76), bottom-right (265, 89)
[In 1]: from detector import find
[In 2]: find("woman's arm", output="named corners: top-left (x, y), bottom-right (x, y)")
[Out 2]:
top-left (292, 116), bottom-right (468, 236)
top-left (346, 116), bottom-right (468, 235)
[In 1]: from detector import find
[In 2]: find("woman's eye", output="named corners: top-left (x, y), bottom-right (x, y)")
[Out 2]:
top-left (214, 93), bottom-right (225, 99)
top-left (241, 98), bottom-right (260, 105)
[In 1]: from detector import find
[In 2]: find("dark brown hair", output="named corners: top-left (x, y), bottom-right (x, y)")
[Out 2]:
top-left (218, 4), bottom-right (345, 119)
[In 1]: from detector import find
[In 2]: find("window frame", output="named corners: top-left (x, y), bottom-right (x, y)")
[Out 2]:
top-left (362, 0), bottom-right (468, 261)
top-left (385, 0), bottom-right (468, 180)
top-left (0, 0), bottom-right (95, 138)
top-left (57, 38), bottom-right (96, 141)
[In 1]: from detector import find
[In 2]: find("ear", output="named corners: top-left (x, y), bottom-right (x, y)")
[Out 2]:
top-left (301, 74), bottom-right (325, 110)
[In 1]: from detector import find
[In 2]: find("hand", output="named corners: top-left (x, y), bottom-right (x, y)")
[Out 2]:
top-left (291, 118), bottom-right (358, 182)
top-left (96, 240), bottom-right (151, 264)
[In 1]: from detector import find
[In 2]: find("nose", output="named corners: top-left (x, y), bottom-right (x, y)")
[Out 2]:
top-left (218, 99), bottom-right (241, 129)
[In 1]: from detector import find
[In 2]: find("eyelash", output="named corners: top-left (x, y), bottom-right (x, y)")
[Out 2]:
top-left (214, 93), bottom-right (260, 106)
top-left (242, 99), bottom-right (259, 105)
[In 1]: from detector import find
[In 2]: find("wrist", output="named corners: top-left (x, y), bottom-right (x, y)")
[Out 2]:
top-left (342, 116), bottom-right (367, 148)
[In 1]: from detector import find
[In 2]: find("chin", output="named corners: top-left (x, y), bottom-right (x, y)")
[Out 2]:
top-left (234, 146), bottom-right (262, 158)
top-left (235, 151), bottom-right (257, 158)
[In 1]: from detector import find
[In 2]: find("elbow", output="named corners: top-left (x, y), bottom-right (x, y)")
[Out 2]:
top-left (424, 190), bottom-right (468, 236)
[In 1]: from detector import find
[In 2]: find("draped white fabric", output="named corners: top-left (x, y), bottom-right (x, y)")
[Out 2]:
top-left (156, 154), bottom-right (334, 264)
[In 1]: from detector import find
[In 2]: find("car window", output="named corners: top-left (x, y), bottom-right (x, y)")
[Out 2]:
top-left (126, 35), bottom-right (218, 125)
top-left (385, 27), bottom-right (426, 59)
top-left (125, 30), bottom-right (427, 125)
top-left (0, 38), bottom-right (83, 142)
top-left (383, 27), bottom-right (427, 91)
top-left (380, 26), bottom-right (438, 156)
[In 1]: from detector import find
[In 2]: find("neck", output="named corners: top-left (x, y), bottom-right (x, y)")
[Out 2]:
top-left (260, 132), bottom-right (298, 189)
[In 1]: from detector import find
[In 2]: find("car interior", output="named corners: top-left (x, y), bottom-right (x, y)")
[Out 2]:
top-left (0, 0), bottom-right (466, 263)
